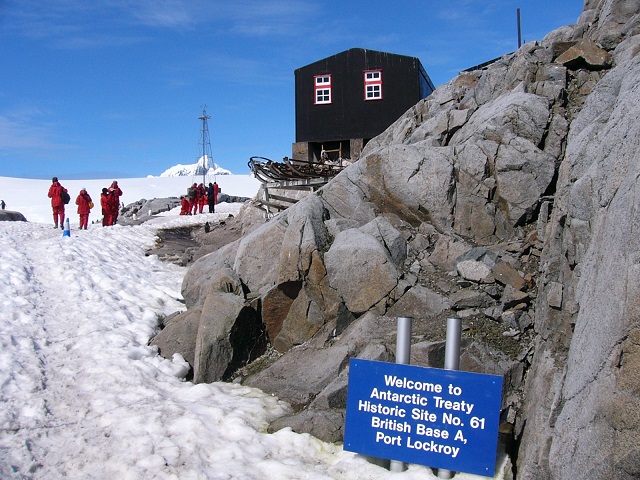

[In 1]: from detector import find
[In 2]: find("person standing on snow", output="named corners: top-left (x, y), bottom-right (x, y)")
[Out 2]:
top-left (197, 183), bottom-right (207, 214)
top-left (187, 183), bottom-right (198, 215)
top-left (1, 199), bottom-right (5, 210)
top-left (213, 181), bottom-right (220, 206)
top-left (75, 188), bottom-right (93, 230)
top-left (207, 182), bottom-right (215, 213)
top-left (108, 181), bottom-right (123, 224)
top-left (186, 183), bottom-right (197, 215)
top-left (192, 183), bottom-right (201, 215)
top-left (100, 188), bottom-right (112, 226)
top-left (47, 176), bottom-right (68, 229)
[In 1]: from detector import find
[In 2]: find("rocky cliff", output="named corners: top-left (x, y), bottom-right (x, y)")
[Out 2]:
top-left (151, 1), bottom-right (640, 478)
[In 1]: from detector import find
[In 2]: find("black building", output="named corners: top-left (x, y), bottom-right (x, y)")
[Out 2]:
top-left (293, 48), bottom-right (435, 163)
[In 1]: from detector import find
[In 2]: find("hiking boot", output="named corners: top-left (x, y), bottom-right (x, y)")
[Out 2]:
top-left (60, 224), bottom-right (64, 229)
top-left (54, 224), bottom-right (58, 229)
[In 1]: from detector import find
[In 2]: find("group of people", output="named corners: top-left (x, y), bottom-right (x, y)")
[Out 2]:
top-left (180, 181), bottom-right (219, 215)
top-left (47, 177), bottom-right (123, 229)
top-left (48, 177), bottom-right (220, 228)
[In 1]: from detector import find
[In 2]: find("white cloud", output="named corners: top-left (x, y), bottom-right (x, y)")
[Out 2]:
top-left (0, 107), bottom-right (70, 151)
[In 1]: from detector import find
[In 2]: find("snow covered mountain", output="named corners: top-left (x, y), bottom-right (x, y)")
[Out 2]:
top-left (158, 155), bottom-right (232, 177)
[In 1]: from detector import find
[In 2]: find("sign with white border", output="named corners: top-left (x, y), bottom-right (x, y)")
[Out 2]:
top-left (344, 358), bottom-right (503, 477)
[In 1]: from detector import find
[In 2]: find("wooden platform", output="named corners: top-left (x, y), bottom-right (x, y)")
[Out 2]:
top-left (248, 156), bottom-right (348, 217)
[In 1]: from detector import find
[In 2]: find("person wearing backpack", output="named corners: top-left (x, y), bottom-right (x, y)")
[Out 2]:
top-left (75, 188), bottom-right (93, 230)
top-left (108, 181), bottom-right (123, 224)
top-left (186, 183), bottom-right (197, 215)
top-left (47, 177), bottom-right (68, 229)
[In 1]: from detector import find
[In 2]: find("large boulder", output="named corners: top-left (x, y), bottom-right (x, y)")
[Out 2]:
top-left (234, 195), bottom-right (330, 292)
top-left (324, 228), bottom-right (399, 314)
top-left (556, 39), bottom-right (612, 69)
top-left (182, 241), bottom-right (241, 308)
top-left (386, 285), bottom-right (450, 319)
top-left (244, 344), bottom-right (352, 409)
top-left (193, 289), bottom-right (267, 383)
top-left (350, 145), bottom-right (456, 230)
top-left (150, 309), bottom-right (201, 371)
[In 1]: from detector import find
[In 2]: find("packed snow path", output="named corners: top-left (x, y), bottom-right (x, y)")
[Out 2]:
top-left (0, 218), bottom-right (482, 479)
top-left (0, 219), bottom-right (328, 479)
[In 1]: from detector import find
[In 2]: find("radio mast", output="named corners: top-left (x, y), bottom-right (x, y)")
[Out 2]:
top-left (197, 105), bottom-right (213, 185)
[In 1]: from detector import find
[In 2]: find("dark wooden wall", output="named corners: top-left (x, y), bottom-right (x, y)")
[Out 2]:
top-left (295, 48), bottom-right (434, 144)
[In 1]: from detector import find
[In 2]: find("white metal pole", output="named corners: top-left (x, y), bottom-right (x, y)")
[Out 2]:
top-left (444, 317), bottom-right (461, 370)
top-left (390, 316), bottom-right (412, 473)
top-left (437, 317), bottom-right (462, 479)
top-left (395, 316), bottom-right (412, 364)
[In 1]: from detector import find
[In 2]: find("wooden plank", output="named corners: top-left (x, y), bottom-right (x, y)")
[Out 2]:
top-left (266, 193), bottom-right (299, 204)
top-left (253, 200), bottom-right (288, 211)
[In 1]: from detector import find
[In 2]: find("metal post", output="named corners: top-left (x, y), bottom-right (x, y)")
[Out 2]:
top-left (395, 316), bottom-right (412, 365)
top-left (517, 8), bottom-right (522, 48)
top-left (438, 317), bottom-right (462, 479)
top-left (444, 317), bottom-right (461, 371)
top-left (390, 316), bottom-right (412, 473)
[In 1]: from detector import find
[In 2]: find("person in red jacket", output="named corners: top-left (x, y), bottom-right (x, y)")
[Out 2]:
top-left (191, 183), bottom-right (200, 215)
top-left (47, 176), bottom-right (68, 229)
top-left (213, 181), bottom-right (219, 206)
top-left (207, 182), bottom-right (220, 213)
top-left (197, 183), bottom-right (206, 214)
top-left (178, 196), bottom-right (189, 215)
top-left (108, 181), bottom-right (123, 224)
top-left (184, 183), bottom-right (195, 215)
top-left (100, 188), bottom-right (112, 227)
top-left (75, 188), bottom-right (93, 230)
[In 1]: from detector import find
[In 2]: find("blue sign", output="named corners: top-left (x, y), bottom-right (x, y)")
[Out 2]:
top-left (344, 359), bottom-right (503, 477)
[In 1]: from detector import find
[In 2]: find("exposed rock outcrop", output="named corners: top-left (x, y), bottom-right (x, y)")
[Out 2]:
top-left (0, 210), bottom-right (27, 222)
top-left (151, 1), bottom-right (640, 477)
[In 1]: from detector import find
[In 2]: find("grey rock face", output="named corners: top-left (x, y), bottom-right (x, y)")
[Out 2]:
top-left (151, 3), bottom-right (640, 476)
top-left (518, 24), bottom-right (640, 479)
top-left (324, 228), bottom-right (399, 314)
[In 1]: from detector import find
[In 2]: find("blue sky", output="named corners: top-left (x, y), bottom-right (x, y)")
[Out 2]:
top-left (1, 0), bottom-right (584, 179)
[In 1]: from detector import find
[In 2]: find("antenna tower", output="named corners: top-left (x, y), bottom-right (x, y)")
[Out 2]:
top-left (197, 105), bottom-right (214, 185)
